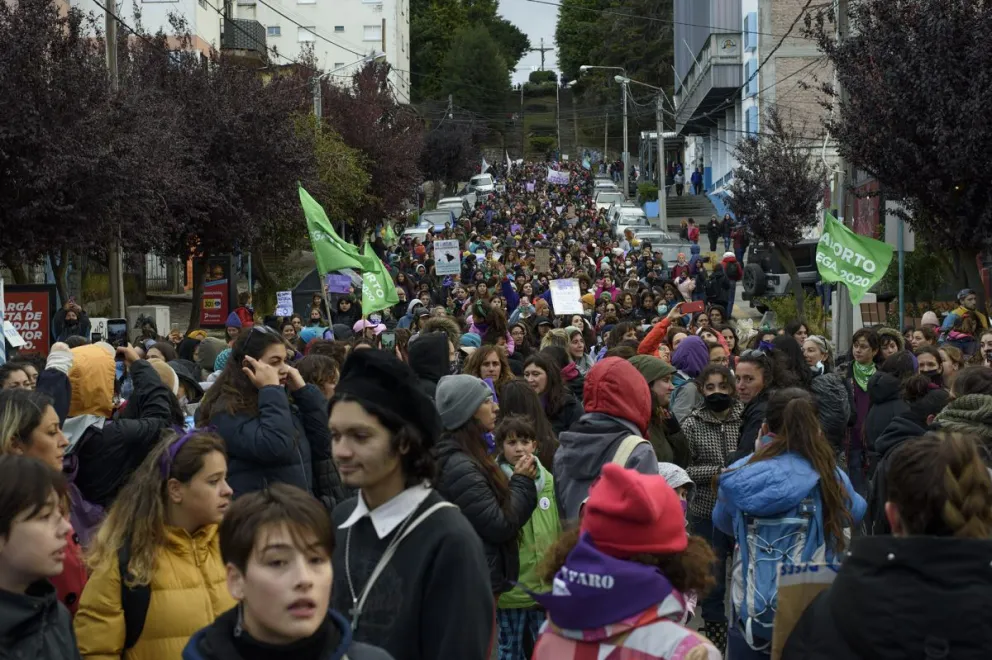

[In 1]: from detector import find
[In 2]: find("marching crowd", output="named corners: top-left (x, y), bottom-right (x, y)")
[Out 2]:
top-left (2, 161), bottom-right (992, 659)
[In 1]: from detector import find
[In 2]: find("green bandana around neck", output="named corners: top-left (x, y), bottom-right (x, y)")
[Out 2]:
top-left (853, 360), bottom-right (876, 391)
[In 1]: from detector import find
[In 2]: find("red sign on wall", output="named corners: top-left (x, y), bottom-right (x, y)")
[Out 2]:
top-left (199, 258), bottom-right (231, 327)
top-left (4, 286), bottom-right (56, 357)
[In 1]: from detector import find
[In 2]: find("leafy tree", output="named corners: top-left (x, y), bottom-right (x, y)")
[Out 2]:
top-left (728, 107), bottom-right (826, 321)
top-left (555, 0), bottom-right (611, 82)
top-left (322, 61), bottom-right (424, 239)
top-left (420, 122), bottom-right (486, 197)
top-left (807, 0), bottom-right (992, 305)
top-left (529, 70), bottom-right (557, 84)
top-left (0, 0), bottom-right (190, 300)
top-left (440, 25), bottom-right (509, 117)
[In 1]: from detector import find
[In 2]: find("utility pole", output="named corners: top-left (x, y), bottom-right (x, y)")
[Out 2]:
top-left (833, 0), bottom-right (854, 353)
top-left (621, 82), bottom-right (629, 199)
top-left (106, 1), bottom-right (125, 319)
top-left (529, 37), bottom-right (554, 71)
top-left (555, 73), bottom-right (561, 159)
top-left (656, 94), bottom-right (667, 228)
top-left (604, 112), bottom-right (608, 163)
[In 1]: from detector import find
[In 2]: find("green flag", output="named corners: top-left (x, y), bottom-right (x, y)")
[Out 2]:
top-left (356, 241), bottom-right (398, 316)
top-left (815, 212), bottom-right (894, 304)
top-left (300, 185), bottom-right (363, 273)
top-left (383, 222), bottom-right (397, 246)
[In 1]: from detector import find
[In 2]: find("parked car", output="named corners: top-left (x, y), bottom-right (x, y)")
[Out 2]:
top-left (608, 203), bottom-right (651, 236)
top-left (595, 190), bottom-right (625, 212)
top-left (633, 230), bottom-right (692, 271)
top-left (403, 209), bottom-right (456, 239)
top-left (457, 188), bottom-right (478, 209)
top-left (741, 240), bottom-right (820, 305)
top-left (594, 180), bottom-right (620, 196)
top-left (437, 197), bottom-right (471, 216)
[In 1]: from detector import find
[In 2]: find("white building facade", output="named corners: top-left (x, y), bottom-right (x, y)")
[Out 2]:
top-left (673, 0), bottom-right (835, 204)
top-left (233, 0), bottom-right (410, 102)
top-left (69, 0), bottom-right (225, 54)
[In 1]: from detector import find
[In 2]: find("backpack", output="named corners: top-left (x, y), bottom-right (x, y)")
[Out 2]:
top-left (119, 540), bottom-right (152, 652)
top-left (705, 276), bottom-right (720, 301)
top-left (726, 261), bottom-right (741, 280)
top-left (731, 494), bottom-right (824, 650)
top-left (611, 435), bottom-right (650, 467)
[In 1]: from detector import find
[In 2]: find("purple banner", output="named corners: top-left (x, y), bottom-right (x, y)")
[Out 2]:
top-left (325, 273), bottom-right (352, 294)
top-left (547, 168), bottom-right (570, 185)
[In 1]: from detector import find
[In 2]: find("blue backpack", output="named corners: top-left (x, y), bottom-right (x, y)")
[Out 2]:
top-left (731, 493), bottom-right (825, 650)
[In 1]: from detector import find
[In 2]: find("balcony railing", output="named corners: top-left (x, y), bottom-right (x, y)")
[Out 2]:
top-left (222, 17), bottom-right (267, 58)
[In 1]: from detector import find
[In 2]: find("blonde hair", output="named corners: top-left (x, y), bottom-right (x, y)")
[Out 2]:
top-left (540, 328), bottom-right (569, 351)
top-left (887, 432), bottom-right (992, 538)
top-left (86, 429), bottom-right (226, 586)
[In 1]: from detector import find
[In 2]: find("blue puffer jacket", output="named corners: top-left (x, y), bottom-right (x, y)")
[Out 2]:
top-left (713, 451), bottom-right (866, 627)
top-left (209, 384), bottom-right (336, 501)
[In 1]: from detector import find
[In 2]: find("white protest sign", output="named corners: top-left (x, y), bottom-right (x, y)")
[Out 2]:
top-left (549, 279), bottom-right (584, 316)
top-left (434, 239), bottom-right (461, 275)
top-left (3, 321), bottom-right (26, 348)
top-left (275, 291), bottom-right (294, 317)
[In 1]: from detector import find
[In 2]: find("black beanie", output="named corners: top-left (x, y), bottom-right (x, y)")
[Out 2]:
top-left (333, 349), bottom-right (441, 446)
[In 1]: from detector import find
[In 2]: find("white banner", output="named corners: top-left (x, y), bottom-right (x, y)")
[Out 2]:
top-left (547, 168), bottom-right (570, 185)
top-left (275, 291), bottom-right (294, 317)
top-left (434, 239), bottom-right (461, 275)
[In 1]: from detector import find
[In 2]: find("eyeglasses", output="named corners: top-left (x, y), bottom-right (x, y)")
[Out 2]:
top-left (740, 349), bottom-right (769, 360)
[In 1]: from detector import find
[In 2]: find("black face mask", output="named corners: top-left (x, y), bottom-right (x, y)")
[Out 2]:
top-left (921, 370), bottom-right (943, 386)
top-left (704, 392), bottom-right (733, 413)
top-left (985, 349), bottom-right (992, 364)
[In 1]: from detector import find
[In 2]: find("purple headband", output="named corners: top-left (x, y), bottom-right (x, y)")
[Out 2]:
top-left (159, 426), bottom-right (215, 478)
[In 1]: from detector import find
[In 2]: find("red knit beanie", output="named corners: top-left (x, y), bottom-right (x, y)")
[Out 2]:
top-left (581, 463), bottom-right (688, 558)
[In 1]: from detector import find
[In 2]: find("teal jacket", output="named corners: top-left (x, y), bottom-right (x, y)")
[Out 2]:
top-left (496, 456), bottom-right (561, 609)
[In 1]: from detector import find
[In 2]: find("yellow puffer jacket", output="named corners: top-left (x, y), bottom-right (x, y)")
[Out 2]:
top-left (74, 524), bottom-right (236, 660)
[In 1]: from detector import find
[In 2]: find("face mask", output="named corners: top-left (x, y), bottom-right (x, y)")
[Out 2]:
top-left (680, 499), bottom-right (688, 519)
top-left (704, 392), bottom-right (733, 413)
top-left (921, 370), bottom-right (942, 386)
top-left (811, 361), bottom-right (824, 374)
top-left (985, 349), bottom-right (992, 363)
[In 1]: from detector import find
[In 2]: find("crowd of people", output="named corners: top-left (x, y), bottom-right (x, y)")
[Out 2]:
top-left (2, 160), bottom-right (992, 659)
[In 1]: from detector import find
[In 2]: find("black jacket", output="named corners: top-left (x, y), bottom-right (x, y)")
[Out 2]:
top-left (549, 392), bottom-right (584, 437)
top-left (864, 371), bottom-right (909, 467)
top-left (705, 267), bottom-right (731, 307)
top-left (183, 606), bottom-right (392, 660)
top-left (811, 371), bottom-right (852, 452)
top-left (783, 536), bottom-right (992, 660)
top-left (209, 384), bottom-right (343, 506)
top-left (864, 414), bottom-right (929, 535)
top-left (729, 390), bottom-right (768, 464)
top-left (408, 333), bottom-right (450, 401)
top-left (433, 437), bottom-right (538, 594)
top-left (67, 359), bottom-right (176, 508)
top-left (0, 580), bottom-right (81, 660)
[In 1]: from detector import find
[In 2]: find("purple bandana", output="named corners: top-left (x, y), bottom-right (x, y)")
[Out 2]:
top-left (529, 533), bottom-right (674, 630)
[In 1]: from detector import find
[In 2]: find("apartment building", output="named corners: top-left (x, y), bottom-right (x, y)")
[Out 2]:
top-left (673, 0), bottom-right (834, 196)
top-left (68, 0), bottom-right (224, 54)
top-left (232, 0), bottom-right (410, 102)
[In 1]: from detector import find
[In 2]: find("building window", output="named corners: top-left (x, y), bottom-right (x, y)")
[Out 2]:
top-left (334, 25), bottom-right (344, 32)
top-left (744, 58), bottom-right (758, 98)
top-left (298, 26), bottom-right (316, 42)
top-left (298, 0), bottom-right (316, 5)
top-left (746, 106), bottom-right (759, 136)
top-left (744, 12), bottom-right (757, 51)
top-left (267, 25), bottom-right (281, 36)
top-left (363, 24), bottom-right (382, 41)
top-left (333, 62), bottom-right (345, 69)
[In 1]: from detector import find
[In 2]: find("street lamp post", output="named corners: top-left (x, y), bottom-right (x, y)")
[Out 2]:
top-left (615, 75), bottom-right (673, 229)
top-left (580, 65), bottom-right (628, 197)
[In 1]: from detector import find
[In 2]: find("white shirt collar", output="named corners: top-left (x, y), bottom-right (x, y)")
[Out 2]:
top-left (338, 483), bottom-right (433, 539)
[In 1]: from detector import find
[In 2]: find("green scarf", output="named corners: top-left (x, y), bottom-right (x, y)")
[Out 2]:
top-left (853, 361), bottom-right (876, 391)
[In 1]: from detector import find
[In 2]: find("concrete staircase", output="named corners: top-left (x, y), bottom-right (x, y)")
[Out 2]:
top-left (663, 191), bottom-right (719, 232)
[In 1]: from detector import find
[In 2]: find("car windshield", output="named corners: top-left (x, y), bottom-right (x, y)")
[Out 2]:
top-left (619, 214), bottom-right (648, 226)
top-left (471, 176), bottom-right (492, 186)
top-left (597, 193), bottom-right (623, 204)
top-left (422, 212), bottom-right (450, 226)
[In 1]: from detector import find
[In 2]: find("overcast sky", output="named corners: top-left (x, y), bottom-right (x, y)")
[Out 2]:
top-left (501, 0), bottom-right (560, 83)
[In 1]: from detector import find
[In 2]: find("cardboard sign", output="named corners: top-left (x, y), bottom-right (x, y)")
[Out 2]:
top-left (535, 248), bottom-right (551, 273)
top-left (275, 291), bottom-right (294, 317)
top-left (3, 321), bottom-right (25, 348)
top-left (3, 285), bottom-right (56, 356)
top-left (549, 279), bottom-right (583, 316)
top-left (434, 239), bottom-right (461, 275)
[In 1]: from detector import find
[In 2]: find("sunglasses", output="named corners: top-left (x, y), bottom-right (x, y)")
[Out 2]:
top-left (740, 349), bottom-right (770, 360)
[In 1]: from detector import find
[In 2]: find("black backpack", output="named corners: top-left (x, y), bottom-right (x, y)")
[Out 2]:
top-left (119, 539), bottom-right (152, 652)
top-left (727, 261), bottom-right (741, 280)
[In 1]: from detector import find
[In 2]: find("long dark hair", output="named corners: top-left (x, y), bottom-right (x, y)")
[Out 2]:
top-left (198, 327), bottom-right (288, 422)
top-left (742, 388), bottom-right (852, 552)
top-left (498, 379), bottom-right (558, 467)
top-left (524, 353), bottom-right (567, 417)
top-left (447, 418), bottom-right (512, 518)
top-left (772, 335), bottom-right (813, 390)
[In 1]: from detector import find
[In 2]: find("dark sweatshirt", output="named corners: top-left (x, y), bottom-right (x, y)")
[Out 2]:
top-left (330, 490), bottom-right (494, 660)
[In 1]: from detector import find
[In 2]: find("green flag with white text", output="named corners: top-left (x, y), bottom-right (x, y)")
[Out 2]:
top-left (815, 212), bottom-right (894, 304)
top-left (300, 185), bottom-right (364, 274)
top-left (356, 241), bottom-right (398, 315)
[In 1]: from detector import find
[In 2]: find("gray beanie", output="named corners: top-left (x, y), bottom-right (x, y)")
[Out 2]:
top-left (436, 375), bottom-right (493, 431)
